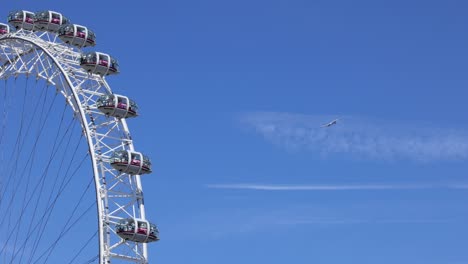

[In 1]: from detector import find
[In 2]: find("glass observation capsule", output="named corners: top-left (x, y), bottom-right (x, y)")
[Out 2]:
top-left (0, 23), bottom-right (11, 35)
top-left (110, 150), bottom-right (152, 175)
top-left (34, 10), bottom-right (70, 32)
top-left (96, 94), bottom-right (139, 118)
top-left (116, 218), bottom-right (160, 243)
top-left (58, 24), bottom-right (96, 48)
top-left (8, 10), bottom-right (35, 30)
top-left (80, 52), bottom-right (119, 76)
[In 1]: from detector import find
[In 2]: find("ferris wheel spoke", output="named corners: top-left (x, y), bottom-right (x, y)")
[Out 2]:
top-left (66, 230), bottom-right (98, 264)
top-left (0, 80), bottom-right (52, 179)
top-left (0, 78), bottom-right (49, 219)
top-left (32, 201), bottom-right (95, 264)
top-left (9, 83), bottom-right (51, 262)
top-left (0, 94), bottom-right (61, 226)
top-left (0, 78), bottom-right (31, 230)
top-left (0, 80), bottom-right (14, 196)
top-left (8, 84), bottom-right (56, 215)
top-left (10, 77), bottom-right (29, 163)
top-left (81, 254), bottom-right (99, 264)
top-left (0, 81), bottom-right (55, 261)
top-left (23, 150), bottom-right (90, 263)
top-left (39, 178), bottom-right (95, 264)
top-left (4, 104), bottom-right (77, 262)
top-left (0, 79), bottom-right (12, 146)
top-left (24, 123), bottom-right (83, 262)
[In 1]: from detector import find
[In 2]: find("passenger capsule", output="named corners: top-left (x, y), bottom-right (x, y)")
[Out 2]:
top-left (8, 10), bottom-right (35, 30)
top-left (0, 23), bottom-right (11, 35)
top-left (116, 218), bottom-right (159, 243)
top-left (110, 150), bottom-right (152, 175)
top-left (96, 94), bottom-right (138, 118)
top-left (35, 11), bottom-right (70, 32)
top-left (58, 24), bottom-right (96, 48)
top-left (80, 52), bottom-right (119, 76)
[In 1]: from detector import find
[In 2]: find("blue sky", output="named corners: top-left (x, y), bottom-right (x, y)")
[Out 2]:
top-left (3, 0), bottom-right (468, 263)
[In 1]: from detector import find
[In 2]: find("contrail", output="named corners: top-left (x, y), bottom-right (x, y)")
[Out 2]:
top-left (206, 183), bottom-right (468, 191)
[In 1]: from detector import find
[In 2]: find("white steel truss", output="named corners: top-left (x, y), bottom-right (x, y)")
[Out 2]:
top-left (0, 29), bottom-right (150, 263)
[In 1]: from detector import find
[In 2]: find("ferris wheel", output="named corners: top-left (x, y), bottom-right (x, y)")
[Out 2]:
top-left (0, 10), bottom-right (159, 264)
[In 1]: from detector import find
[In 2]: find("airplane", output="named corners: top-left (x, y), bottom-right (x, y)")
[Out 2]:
top-left (321, 118), bottom-right (339, 128)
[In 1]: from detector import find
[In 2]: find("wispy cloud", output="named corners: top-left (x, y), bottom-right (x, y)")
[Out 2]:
top-left (206, 183), bottom-right (468, 191)
top-left (240, 112), bottom-right (468, 161)
top-left (167, 201), bottom-right (456, 240)
top-left (275, 218), bottom-right (451, 225)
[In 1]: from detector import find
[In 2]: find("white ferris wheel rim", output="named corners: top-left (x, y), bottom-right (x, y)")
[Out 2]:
top-left (0, 28), bottom-right (152, 264)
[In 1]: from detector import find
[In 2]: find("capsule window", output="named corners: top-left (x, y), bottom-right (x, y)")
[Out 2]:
top-left (110, 58), bottom-right (118, 70)
top-left (36, 11), bottom-right (48, 20)
top-left (143, 156), bottom-right (151, 167)
top-left (82, 53), bottom-right (97, 64)
top-left (76, 26), bottom-right (86, 38)
top-left (60, 25), bottom-right (73, 34)
top-left (108, 95), bottom-right (116, 106)
top-left (112, 151), bottom-right (128, 163)
top-left (121, 152), bottom-right (129, 162)
top-left (98, 54), bottom-right (108, 66)
top-left (130, 101), bottom-right (138, 112)
top-left (117, 97), bottom-right (128, 109)
top-left (25, 13), bottom-right (34, 23)
top-left (130, 153), bottom-right (142, 166)
top-left (0, 24), bottom-right (8, 33)
top-left (87, 30), bottom-right (96, 43)
top-left (97, 95), bottom-right (113, 107)
top-left (8, 12), bottom-right (21, 21)
top-left (89, 53), bottom-right (97, 63)
top-left (51, 13), bottom-right (60, 24)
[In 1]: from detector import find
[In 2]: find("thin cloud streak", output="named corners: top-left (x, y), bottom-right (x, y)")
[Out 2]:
top-left (240, 112), bottom-right (468, 161)
top-left (206, 183), bottom-right (468, 191)
top-left (276, 218), bottom-right (451, 225)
